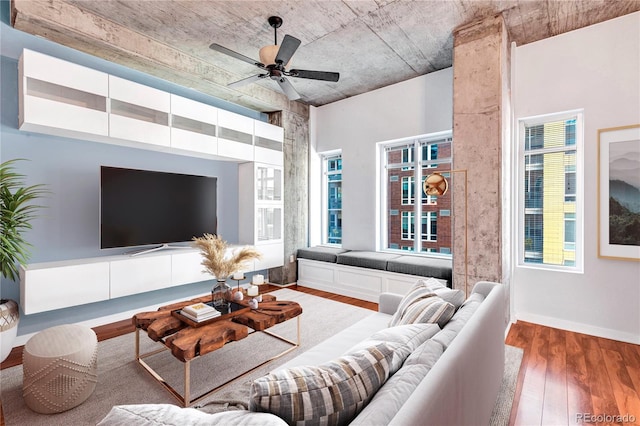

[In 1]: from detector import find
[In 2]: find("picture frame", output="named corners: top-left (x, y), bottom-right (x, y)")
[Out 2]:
top-left (597, 124), bottom-right (640, 261)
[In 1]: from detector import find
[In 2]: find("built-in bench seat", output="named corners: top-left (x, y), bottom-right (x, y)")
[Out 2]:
top-left (296, 247), bottom-right (452, 303)
top-left (296, 246), bottom-right (349, 263)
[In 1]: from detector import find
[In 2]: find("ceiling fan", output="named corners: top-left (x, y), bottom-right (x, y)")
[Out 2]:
top-left (209, 16), bottom-right (340, 100)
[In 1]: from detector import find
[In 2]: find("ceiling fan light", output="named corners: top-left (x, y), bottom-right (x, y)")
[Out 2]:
top-left (259, 44), bottom-right (291, 67)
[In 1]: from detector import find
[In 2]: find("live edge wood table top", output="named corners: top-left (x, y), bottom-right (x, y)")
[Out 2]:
top-left (132, 293), bottom-right (303, 406)
top-left (132, 294), bottom-right (303, 362)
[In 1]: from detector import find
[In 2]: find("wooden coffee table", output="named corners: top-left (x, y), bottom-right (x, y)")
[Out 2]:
top-left (132, 293), bottom-right (302, 407)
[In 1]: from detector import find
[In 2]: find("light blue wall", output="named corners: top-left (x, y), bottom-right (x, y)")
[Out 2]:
top-left (0, 3), bottom-right (263, 338)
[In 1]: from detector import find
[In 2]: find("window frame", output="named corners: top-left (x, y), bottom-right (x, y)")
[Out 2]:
top-left (321, 151), bottom-right (343, 246)
top-left (517, 110), bottom-right (584, 272)
top-left (378, 131), bottom-right (452, 255)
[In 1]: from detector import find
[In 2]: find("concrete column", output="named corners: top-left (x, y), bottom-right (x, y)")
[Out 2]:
top-left (452, 14), bottom-right (510, 296)
top-left (267, 108), bottom-right (309, 285)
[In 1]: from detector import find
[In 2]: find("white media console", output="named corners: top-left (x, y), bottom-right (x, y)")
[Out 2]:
top-left (19, 246), bottom-right (278, 315)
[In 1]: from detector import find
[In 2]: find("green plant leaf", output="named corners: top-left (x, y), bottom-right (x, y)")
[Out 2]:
top-left (0, 159), bottom-right (48, 283)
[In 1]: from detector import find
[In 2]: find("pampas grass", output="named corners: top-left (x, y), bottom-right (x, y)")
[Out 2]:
top-left (192, 233), bottom-right (261, 279)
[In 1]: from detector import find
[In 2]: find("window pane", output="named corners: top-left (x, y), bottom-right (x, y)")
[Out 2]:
top-left (521, 116), bottom-right (580, 268)
top-left (383, 135), bottom-right (452, 253)
top-left (323, 153), bottom-right (342, 245)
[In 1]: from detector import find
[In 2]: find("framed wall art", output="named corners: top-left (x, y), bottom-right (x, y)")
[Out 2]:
top-left (597, 124), bottom-right (640, 261)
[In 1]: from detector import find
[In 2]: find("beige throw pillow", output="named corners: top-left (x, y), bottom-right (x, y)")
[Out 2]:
top-left (389, 279), bottom-right (456, 327)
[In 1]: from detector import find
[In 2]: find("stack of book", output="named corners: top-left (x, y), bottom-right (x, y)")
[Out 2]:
top-left (180, 302), bottom-right (221, 322)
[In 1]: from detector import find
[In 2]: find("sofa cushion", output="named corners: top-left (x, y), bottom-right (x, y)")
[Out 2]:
top-left (431, 294), bottom-right (484, 350)
top-left (336, 251), bottom-right (401, 271)
top-left (390, 295), bottom-right (455, 328)
top-left (345, 323), bottom-right (440, 374)
top-left (296, 246), bottom-right (350, 263)
top-left (279, 312), bottom-right (391, 369)
top-left (350, 340), bottom-right (444, 426)
top-left (386, 256), bottom-right (452, 284)
top-left (249, 343), bottom-right (394, 426)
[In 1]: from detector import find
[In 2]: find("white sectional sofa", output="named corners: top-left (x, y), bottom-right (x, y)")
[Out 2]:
top-left (99, 280), bottom-right (505, 425)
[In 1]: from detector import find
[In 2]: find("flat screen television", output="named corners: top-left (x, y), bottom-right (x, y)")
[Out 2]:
top-left (100, 166), bottom-right (217, 250)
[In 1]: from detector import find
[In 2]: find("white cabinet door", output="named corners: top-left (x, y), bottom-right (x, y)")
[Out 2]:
top-left (171, 251), bottom-right (214, 286)
top-left (217, 109), bottom-right (254, 161)
top-left (110, 255), bottom-right (172, 298)
top-left (19, 261), bottom-right (110, 314)
top-left (254, 243), bottom-right (284, 270)
top-left (254, 121), bottom-right (284, 165)
top-left (170, 94), bottom-right (218, 155)
top-left (239, 162), bottom-right (284, 246)
top-left (109, 76), bottom-right (171, 146)
top-left (19, 49), bottom-right (109, 137)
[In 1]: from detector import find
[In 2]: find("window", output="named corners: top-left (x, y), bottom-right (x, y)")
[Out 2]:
top-left (519, 112), bottom-right (582, 270)
top-left (422, 211), bottom-right (437, 242)
top-left (322, 152), bottom-right (342, 245)
top-left (401, 211), bottom-right (414, 241)
top-left (402, 176), bottom-right (415, 205)
top-left (381, 133), bottom-right (452, 254)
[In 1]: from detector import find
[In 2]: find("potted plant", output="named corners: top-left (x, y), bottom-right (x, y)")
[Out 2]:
top-left (192, 233), bottom-right (261, 305)
top-left (0, 159), bottom-right (47, 362)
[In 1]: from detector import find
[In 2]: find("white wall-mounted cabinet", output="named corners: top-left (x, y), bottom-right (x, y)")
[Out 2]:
top-left (171, 250), bottom-right (214, 286)
top-left (19, 49), bottom-right (109, 138)
top-left (19, 245), bottom-right (278, 314)
top-left (217, 109), bottom-right (254, 161)
top-left (254, 120), bottom-right (284, 165)
top-left (239, 162), bottom-right (284, 269)
top-left (254, 243), bottom-right (285, 270)
top-left (109, 75), bottom-right (171, 147)
top-left (19, 259), bottom-right (110, 315)
top-left (109, 254), bottom-right (172, 298)
top-left (170, 94), bottom-right (218, 155)
top-left (17, 49), bottom-right (285, 166)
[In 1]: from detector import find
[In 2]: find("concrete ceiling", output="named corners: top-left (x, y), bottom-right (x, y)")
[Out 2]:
top-left (11, 0), bottom-right (640, 113)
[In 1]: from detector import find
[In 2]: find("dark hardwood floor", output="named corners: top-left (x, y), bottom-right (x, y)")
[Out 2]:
top-left (2, 286), bottom-right (638, 426)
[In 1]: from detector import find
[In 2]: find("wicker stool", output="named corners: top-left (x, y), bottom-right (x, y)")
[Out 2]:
top-left (23, 324), bottom-right (98, 413)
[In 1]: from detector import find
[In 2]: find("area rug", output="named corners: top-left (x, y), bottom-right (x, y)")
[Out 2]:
top-left (1, 289), bottom-right (524, 425)
top-left (0, 289), bottom-right (372, 425)
top-left (490, 344), bottom-right (524, 425)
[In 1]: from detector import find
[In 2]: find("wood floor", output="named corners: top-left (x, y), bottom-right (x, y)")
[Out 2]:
top-left (506, 321), bottom-right (640, 426)
top-left (2, 286), bottom-right (639, 426)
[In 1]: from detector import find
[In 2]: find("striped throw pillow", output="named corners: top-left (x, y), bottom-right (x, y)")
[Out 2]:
top-left (249, 343), bottom-right (394, 425)
top-left (390, 279), bottom-right (456, 327)
top-left (393, 296), bottom-right (456, 328)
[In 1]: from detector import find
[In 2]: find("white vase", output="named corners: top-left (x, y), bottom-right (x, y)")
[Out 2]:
top-left (0, 299), bottom-right (20, 362)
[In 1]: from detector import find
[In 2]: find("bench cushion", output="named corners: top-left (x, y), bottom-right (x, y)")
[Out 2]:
top-left (297, 246), bottom-right (350, 263)
top-left (386, 256), bottom-right (452, 284)
top-left (337, 251), bottom-right (401, 271)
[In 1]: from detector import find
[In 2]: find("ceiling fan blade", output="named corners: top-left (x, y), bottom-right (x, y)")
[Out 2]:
top-left (209, 43), bottom-right (264, 68)
top-left (276, 77), bottom-right (301, 100)
top-left (275, 35), bottom-right (301, 66)
top-left (228, 74), bottom-right (268, 89)
top-left (288, 69), bottom-right (340, 82)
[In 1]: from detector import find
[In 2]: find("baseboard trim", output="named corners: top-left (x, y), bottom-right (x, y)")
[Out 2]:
top-left (515, 312), bottom-right (640, 345)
